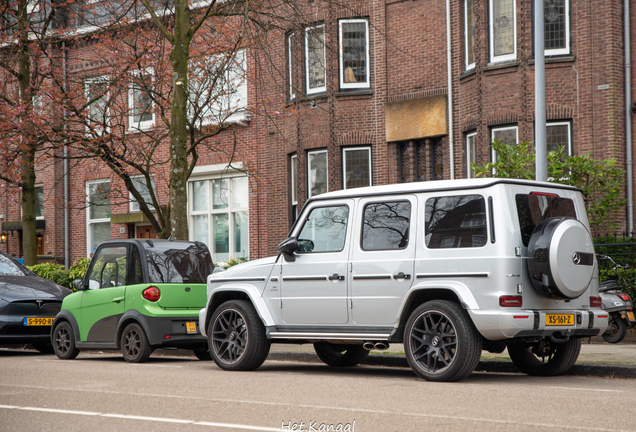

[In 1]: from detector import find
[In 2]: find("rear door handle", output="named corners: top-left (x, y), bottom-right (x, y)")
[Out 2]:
top-left (328, 274), bottom-right (345, 281)
top-left (112, 296), bottom-right (124, 303)
top-left (393, 272), bottom-right (411, 280)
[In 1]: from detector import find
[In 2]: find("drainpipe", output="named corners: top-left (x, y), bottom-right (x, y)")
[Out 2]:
top-left (62, 41), bottom-right (70, 269)
top-left (446, 0), bottom-right (455, 179)
top-left (625, 0), bottom-right (633, 233)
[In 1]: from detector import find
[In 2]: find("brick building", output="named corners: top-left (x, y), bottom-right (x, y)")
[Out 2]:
top-left (0, 0), bottom-right (633, 265)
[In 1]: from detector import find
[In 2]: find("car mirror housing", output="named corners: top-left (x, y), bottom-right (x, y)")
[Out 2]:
top-left (277, 236), bottom-right (298, 262)
top-left (72, 279), bottom-right (86, 291)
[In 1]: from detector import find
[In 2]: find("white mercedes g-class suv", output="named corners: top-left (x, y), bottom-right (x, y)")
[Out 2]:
top-left (199, 179), bottom-right (608, 382)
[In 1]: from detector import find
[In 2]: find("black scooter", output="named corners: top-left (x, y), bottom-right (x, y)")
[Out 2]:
top-left (598, 255), bottom-right (635, 343)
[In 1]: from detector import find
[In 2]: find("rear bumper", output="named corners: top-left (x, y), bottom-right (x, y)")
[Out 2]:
top-left (142, 315), bottom-right (207, 347)
top-left (469, 309), bottom-right (609, 341)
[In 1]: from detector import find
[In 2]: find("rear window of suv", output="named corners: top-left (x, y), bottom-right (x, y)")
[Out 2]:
top-left (425, 195), bottom-right (487, 249)
top-left (515, 193), bottom-right (577, 246)
top-left (144, 243), bottom-right (214, 283)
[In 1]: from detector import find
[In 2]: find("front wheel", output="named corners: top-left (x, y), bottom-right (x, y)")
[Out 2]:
top-left (404, 300), bottom-right (482, 382)
top-left (208, 300), bottom-right (270, 371)
top-left (121, 323), bottom-right (153, 363)
top-left (602, 314), bottom-right (628, 344)
top-left (52, 321), bottom-right (80, 360)
top-left (507, 337), bottom-right (581, 376)
top-left (313, 343), bottom-right (369, 367)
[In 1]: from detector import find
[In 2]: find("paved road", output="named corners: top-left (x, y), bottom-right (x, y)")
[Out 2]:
top-left (1, 349), bottom-right (636, 432)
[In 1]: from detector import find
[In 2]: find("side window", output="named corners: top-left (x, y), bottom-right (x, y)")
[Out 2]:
top-left (297, 205), bottom-right (349, 253)
top-left (425, 195), bottom-right (487, 249)
top-left (361, 201), bottom-right (411, 251)
top-left (515, 193), bottom-right (576, 246)
top-left (129, 245), bottom-right (144, 285)
top-left (87, 246), bottom-right (128, 289)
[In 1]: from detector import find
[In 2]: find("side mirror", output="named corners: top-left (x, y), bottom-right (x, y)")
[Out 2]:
top-left (72, 279), bottom-right (86, 291)
top-left (277, 236), bottom-right (298, 262)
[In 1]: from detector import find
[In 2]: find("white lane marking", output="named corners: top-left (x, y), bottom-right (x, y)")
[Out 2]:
top-left (33, 359), bottom-right (184, 368)
top-left (0, 405), bottom-right (279, 431)
top-left (547, 386), bottom-right (623, 393)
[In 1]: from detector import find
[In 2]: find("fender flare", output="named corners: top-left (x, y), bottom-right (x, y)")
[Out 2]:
top-left (397, 280), bottom-right (480, 320)
top-left (116, 310), bottom-right (154, 347)
top-left (51, 311), bottom-right (81, 343)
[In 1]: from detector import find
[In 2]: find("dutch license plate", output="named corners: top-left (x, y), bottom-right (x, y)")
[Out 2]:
top-left (546, 314), bottom-right (574, 326)
top-left (186, 322), bottom-right (197, 334)
top-left (23, 317), bottom-right (54, 326)
top-left (627, 311), bottom-right (635, 321)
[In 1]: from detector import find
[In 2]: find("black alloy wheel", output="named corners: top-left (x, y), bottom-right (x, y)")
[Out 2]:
top-left (52, 321), bottom-right (80, 360)
top-left (121, 323), bottom-right (153, 363)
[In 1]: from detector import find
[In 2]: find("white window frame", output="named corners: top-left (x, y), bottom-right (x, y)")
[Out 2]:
top-left (338, 18), bottom-right (370, 90)
top-left (307, 149), bottom-right (328, 197)
top-left (489, 0), bottom-right (517, 63)
top-left (84, 75), bottom-right (110, 135)
top-left (188, 165), bottom-right (249, 263)
top-left (490, 125), bottom-right (518, 162)
top-left (32, 94), bottom-right (42, 115)
top-left (543, 0), bottom-right (570, 56)
top-left (290, 154), bottom-right (298, 220)
top-left (128, 67), bottom-right (155, 131)
top-left (129, 175), bottom-right (156, 213)
top-left (86, 179), bottom-right (111, 257)
top-left (288, 33), bottom-right (296, 100)
top-left (342, 146), bottom-right (372, 189)
top-left (547, 121), bottom-right (572, 155)
top-left (466, 132), bottom-right (477, 178)
top-left (464, 0), bottom-right (475, 71)
top-left (305, 24), bottom-right (327, 95)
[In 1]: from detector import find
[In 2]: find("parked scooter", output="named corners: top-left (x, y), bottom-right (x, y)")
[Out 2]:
top-left (598, 255), bottom-right (635, 343)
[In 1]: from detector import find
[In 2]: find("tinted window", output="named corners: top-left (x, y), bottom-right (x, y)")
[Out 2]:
top-left (0, 255), bottom-right (25, 276)
top-left (425, 195), bottom-right (487, 249)
top-left (144, 243), bottom-right (214, 283)
top-left (297, 206), bottom-right (349, 253)
top-left (87, 246), bottom-right (127, 289)
top-left (362, 201), bottom-right (411, 250)
top-left (516, 193), bottom-right (576, 246)
top-left (130, 245), bottom-right (144, 285)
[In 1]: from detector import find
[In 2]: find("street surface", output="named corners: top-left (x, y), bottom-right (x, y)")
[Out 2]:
top-left (1, 348), bottom-right (635, 432)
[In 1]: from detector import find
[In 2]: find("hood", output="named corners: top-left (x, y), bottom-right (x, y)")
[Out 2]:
top-left (210, 256), bottom-right (277, 279)
top-left (0, 275), bottom-right (71, 302)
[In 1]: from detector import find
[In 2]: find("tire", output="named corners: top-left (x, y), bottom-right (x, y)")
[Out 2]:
top-left (120, 323), bottom-right (153, 363)
top-left (507, 337), bottom-right (581, 376)
top-left (32, 343), bottom-right (54, 354)
top-left (313, 343), bottom-right (369, 367)
top-left (193, 347), bottom-right (213, 361)
top-left (403, 300), bottom-right (482, 382)
top-left (52, 321), bottom-right (80, 360)
top-left (602, 315), bottom-right (628, 344)
top-left (208, 300), bottom-right (270, 371)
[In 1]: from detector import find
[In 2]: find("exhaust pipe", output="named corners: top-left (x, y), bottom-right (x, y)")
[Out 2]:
top-left (363, 342), bottom-right (390, 351)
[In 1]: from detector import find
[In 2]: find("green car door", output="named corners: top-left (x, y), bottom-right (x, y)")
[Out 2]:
top-left (80, 244), bottom-right (128, 342)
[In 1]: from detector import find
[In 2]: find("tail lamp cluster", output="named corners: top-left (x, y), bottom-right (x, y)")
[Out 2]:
top-left (589, 296), bottom-right (602, 308)
top-left (142, 286), bottom-right (161, 302)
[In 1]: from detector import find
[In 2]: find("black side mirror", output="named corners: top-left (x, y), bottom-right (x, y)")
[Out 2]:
top-left (72, 279), bottom-right (86, 291)
top-left (277, 236), bottom-right (298, 262)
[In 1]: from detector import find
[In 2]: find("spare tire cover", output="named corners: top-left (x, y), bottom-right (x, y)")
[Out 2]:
top-left (527, 217), bottom-right (595, 299)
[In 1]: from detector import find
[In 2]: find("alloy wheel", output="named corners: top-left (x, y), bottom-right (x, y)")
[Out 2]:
top-left (409, 310), bottom-right (458, 374)
top-left (212, 309), bottom-right (247, 364)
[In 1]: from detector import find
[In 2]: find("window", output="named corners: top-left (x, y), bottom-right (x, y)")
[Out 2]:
top-left (425, 195), bottom-right (487, 249)
top-left (288, 33), bottom-right (295, 100)
top-left (515, 193), bottom-right (576, 246)
top-left (129, 176), bottom-right (155, 212)
top-left (189, 176), bottom-right (248, 263)
top-left (189, 50), bottom-right (247, 126)
top-left (540, 0), bottom-right (570, 56)
top-left (547, 121), bottom-right (572, 155)
top-left (339, 19), bottom-right (370, 89)
top-left (305, 24), bottom-right (326, 95)
top-left (86, 180), bottom-right (111, 256)
top-left (290, 154), bottom-right (298, 223)
top-left (343, 147), bottom-right (371, 189)
top-left (464, 0), bottom-right (476, 70)
top-left (466, 132), bottom-right (477, 178)
top-left (308, 149), bottom-right (328, 197)
top-left (32, 94), bottom-right (42, 115)
top-left (491, 125), bottom-right (518, 161)
top-left (128, 68), bottom-right (154, 130)
top-left (85, 76), bottom-right (109, 134)
top-left (297, 205), bottom-right (349, 253)
top-left (35, 185), bottom-right (43, 219)
top-left (362, 201), bottom-right (411, 251)
top-left (398, 138), bottom-right (444, 183)
top-left (143, 242), bottom-right (213, 283)
top-left (489, 0), bottom-right (516, 63)
top-left (86, 245), bottom-right (127, 289)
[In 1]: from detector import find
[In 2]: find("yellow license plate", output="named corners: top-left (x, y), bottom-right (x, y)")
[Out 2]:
top-left (23, 317), bottom-right (54, 326)
top-left (627, 311), bottom-right (635, 321)
top-left (546, 314), bottom-right (574, 326)
top-left (186, 322), bottom-right (197, 334)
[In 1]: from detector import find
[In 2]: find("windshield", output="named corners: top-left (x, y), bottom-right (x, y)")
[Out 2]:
top-left (144, 243), bottom-right (214, 283)
top-left (0, 254), bottom-right (26, 276)
top-left (516, 193), bottom-right (576, 246)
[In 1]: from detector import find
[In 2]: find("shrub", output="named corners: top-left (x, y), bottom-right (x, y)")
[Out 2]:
top-left (28, 258), bottom-right (91, 291)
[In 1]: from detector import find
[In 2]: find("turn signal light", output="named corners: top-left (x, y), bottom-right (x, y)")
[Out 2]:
top-left (142, 286), bottom-right (161, 302)
top-left (590, 296), bottom-right (602, 308)
top-left (499, 295), bottom-right (523, 307)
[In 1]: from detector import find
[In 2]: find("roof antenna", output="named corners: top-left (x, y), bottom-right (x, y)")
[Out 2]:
top-left (146, 239), bottom-right (154, 247)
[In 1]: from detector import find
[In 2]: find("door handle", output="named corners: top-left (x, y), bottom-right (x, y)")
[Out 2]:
top-left (328, 273), bottom-right (345, 281)
top-left (112, 296), bottom-right (124, 303)
top-left (393, 272), bottom-right (411, 280)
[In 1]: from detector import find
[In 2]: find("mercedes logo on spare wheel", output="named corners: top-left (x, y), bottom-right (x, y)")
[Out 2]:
top-left (572, 252), bottom-right (581, 265)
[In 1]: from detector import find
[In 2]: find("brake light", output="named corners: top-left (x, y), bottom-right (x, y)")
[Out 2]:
top-left (530, 192), bottom-right (559, 197)
top-left (619, 293), bottom-right (631, 302)
top-left (142, 286), bottom-right (161, 302)
top-left (500, 295), bottom-right (523, 307)
top-left (590, 296), bottom-right (602, 308)
top-left (598, 315), bottom-right (608, 319)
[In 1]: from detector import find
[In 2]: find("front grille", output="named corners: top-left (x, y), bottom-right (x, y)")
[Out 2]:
top-left (10, 301), bottom-right (61, 316)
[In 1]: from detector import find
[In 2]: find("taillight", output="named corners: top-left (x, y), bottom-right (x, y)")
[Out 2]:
top-left (590, 296), bottom-right (602, 308)
top-left (142, 286), bottom-right (160, 302)
top-left (500, 295), bottom-right (523, 307)
top-left (619, 293), bottom-right (631, 302)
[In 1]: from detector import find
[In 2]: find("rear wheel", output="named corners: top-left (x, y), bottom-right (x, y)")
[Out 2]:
top-left (52, 321), bottom-right (79, 360)
top-left (404, 300), bottom-right (482, 382)
top-left (313, 343), bottom-right (369, 367)
top-left (602, 315), bottom-right (628, 344)
top-left (208, 300), bottom-right (270, 371)
top-left (121, 323), bottom-right (153, 363)
top-left (507, 337), bottom-right (581, 376)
